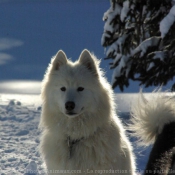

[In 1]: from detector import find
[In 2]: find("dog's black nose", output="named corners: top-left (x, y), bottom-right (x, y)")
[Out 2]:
top-left (65, 101), bottom-right (75, 111)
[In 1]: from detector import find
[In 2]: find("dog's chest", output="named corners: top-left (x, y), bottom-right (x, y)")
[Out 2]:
top-left (67, 136), bottom-right (84, 159)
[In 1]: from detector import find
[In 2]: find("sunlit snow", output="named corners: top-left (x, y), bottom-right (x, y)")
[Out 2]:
top-left (160, 5), bottom-right (175, 38)
top-left (0, 81), bottom-right (41, 94)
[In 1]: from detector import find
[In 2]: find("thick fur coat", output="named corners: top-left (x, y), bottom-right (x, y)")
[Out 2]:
top-left (130, 91), bottom-right (175, 174)
top-left (39, 50), bottom-right (136, 175)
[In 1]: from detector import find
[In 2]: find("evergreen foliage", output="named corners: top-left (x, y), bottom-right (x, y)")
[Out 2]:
top-left (102, 0), bottom-right (175, 91)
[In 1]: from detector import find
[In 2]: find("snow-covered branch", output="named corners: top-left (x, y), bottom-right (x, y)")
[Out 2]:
top-left (102, 0), bottom-right (175, 91)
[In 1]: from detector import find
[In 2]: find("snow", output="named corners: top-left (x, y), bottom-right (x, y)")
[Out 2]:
top-left (25, 161), bottom-right (39, 175)
top-left (0, 93), bottom-right (151, 174)
top-left (160, 5), bottom-right (175, 38)
top-left (101, 3), bottom-right (122, 46)
top-left (107, 34), bottom-right (129, 57)
top-left (152, 51), bottom-right (166, 60)
top-left (103, 3), bottom-right (122, 27)
top-left (132, 37), bottom-right (161, 57)
top-left (120, 1), bottom-right (130, 22)
top-left (0, 95), bottom-right (45, 174)
top-left (112, 55), bottom-right (129, 79)
top-left (112, 54), bottom-right (122, 67)
top-left (0, 81), bottom-right (41, 94)
top-left (147, 62), bottom-right (155, 71)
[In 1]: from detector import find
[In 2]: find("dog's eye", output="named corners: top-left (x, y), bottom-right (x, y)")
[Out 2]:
top-left (60, 87), bottom-right (66, 91)
top-left (77, 87), bottom-right (84, 92)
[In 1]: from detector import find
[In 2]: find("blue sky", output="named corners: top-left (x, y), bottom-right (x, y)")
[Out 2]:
top-left (0, 0), bottom-right (172, 93)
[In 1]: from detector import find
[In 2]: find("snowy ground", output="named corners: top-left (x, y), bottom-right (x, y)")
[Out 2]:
top-left (0, 94), bottom-right (45, 174)
top-left (0, 93), bottom-right (151, 175)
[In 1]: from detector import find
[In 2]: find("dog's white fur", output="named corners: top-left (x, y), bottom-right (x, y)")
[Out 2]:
top-left (39, 49), bottom-right (136, 175)
top-left (130, 90), bottom-right (175, 146)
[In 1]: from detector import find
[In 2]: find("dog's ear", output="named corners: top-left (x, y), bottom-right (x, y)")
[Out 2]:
top-left (79, 49), bottom-right (98, 76)
top-left (52, 50), bottom-right (67, 70)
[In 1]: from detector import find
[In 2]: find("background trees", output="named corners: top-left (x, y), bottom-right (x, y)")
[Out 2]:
top-left (101, 0), bottom-right (175, 91)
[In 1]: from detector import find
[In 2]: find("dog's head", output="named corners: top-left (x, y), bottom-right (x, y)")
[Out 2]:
top-left (42, 49), bottom-right (107, 118)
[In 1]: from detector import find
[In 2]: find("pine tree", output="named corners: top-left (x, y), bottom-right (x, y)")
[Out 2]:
top-left (101, 0), bottom-right (175, 91)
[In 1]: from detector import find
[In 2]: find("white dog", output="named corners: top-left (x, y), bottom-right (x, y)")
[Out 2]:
top-left (39, 49), bottom-right (136, 175)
